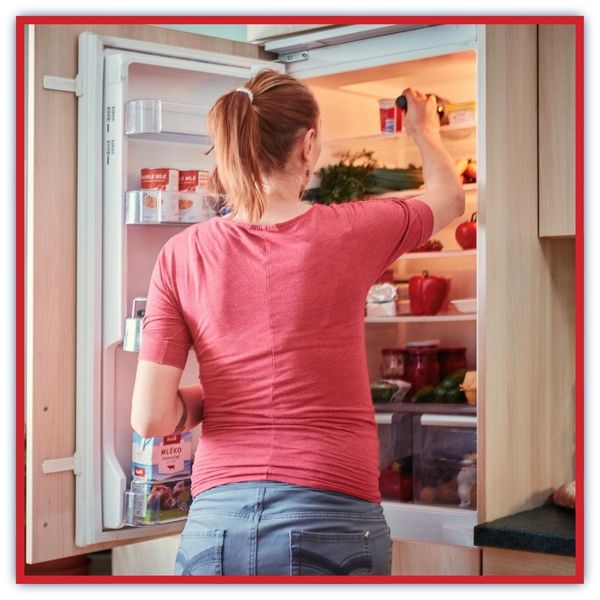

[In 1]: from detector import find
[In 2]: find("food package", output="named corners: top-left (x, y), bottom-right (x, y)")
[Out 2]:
top-left (553, 481), bottom-right (575, 510)
top-left (366, 283), bottom-right (397, 317)
top-left (142, 191), bottom-right (179, 223)
top-left (123, 477), bottom-right (193, 525)
top-left (132, 432), bottom-right (193, 482)
top-left (459, 370), bottom-right (477, 405)
top-left (178, 192), bottom-right (205, 222)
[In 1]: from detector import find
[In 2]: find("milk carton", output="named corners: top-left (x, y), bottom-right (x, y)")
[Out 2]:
top-left (132, 432), bottom-right (193, 482)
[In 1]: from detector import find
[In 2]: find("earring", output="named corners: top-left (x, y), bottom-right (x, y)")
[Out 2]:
top-left (305, 168), bottom-right (310, 177)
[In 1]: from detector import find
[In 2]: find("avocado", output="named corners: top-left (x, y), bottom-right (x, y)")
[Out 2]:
top-left (441, 369), bottom-right (468, 390)
top-left (446, 388), bottom-right (467, 404)
top-left (433, 386), bottom-right (448, 403)
top-left (414, 386), bottom-right (436, 403)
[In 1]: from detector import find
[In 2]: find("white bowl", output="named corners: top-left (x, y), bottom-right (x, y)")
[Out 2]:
top-left (451, 298), bottom-right (477, 313)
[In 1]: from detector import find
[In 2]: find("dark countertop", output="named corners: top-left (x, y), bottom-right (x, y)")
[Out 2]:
top-left (474, 503), bottom-right (575, 557)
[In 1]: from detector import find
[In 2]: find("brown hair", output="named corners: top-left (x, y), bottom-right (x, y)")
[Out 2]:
top-left (206, 68), bottom-right (320, 223)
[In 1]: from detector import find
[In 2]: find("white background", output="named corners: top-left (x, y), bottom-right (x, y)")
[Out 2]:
top-left (2, 1), bottom-right (596, 596)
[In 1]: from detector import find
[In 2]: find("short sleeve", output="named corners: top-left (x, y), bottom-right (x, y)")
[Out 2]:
top-left (138, 243), bottom-right (193, 370)
top-left (346, 197), bottom-right (434, 282)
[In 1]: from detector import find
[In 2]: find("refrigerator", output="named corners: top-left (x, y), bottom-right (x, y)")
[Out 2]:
top-left (74, 24), bottom-right (479, 548)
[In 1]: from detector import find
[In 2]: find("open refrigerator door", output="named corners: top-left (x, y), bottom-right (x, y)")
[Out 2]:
top-left (75, 31), bottom-right (283, 546)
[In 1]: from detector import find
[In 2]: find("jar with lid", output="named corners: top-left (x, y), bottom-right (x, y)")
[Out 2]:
top-left (405, 348), bottom-right (441, 393)
top-left (380, 348), bottom-right (407, 379)
top-left (438, 347), bottom-right (467, 378)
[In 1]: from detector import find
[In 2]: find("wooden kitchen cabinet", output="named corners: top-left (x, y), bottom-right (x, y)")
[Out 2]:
top-left (482, 547), bottom-right (575, 576)
top-left (538, 25), bottom-right (576, 238)
top-left (25, 23), bottom-right (576, 574)
top-left (25, 24), bottom-right (274, 565)
top-left (391, 539), bottom-right (481, 576)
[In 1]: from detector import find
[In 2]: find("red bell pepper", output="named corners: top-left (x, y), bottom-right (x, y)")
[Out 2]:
top-left (409, 270), bottom-right (449, 316)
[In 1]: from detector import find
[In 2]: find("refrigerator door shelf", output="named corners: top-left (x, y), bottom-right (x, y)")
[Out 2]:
top-left (125, 99), bottom-right (212, 145)
top-left (125, 190), bottom-right (219, 225)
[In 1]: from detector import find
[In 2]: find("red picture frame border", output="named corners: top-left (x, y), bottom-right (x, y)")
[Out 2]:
top-left (14, 14), bottom-right (585, 585)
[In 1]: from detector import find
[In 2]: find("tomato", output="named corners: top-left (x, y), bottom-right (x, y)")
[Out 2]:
top-left (455, 212), bottom-right (477, 249)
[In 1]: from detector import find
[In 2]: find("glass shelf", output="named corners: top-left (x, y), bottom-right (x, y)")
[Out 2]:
top-left (400, 249), bottom-right (476, 260)
top-left (125, 99), bottom-right (212, 145)
top-left (324, 122), bottom-right (476, 146)
top-left (365, 314), bottom-right (476, 323)
top-left (371, 182), bottom-right (477, 200)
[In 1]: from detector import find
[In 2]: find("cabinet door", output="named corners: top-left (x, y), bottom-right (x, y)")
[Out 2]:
top-left (25, 23), bottom-right (274, 565)
top-left (538, 25), bottom-right (576, 237)
top-left (482, 547), bottom-right (575, 576)
top-left (391, 538), bottom-right (481, 576)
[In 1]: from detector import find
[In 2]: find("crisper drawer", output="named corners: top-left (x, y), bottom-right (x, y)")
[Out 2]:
top-left (413, 414), bottom-right (477, 510)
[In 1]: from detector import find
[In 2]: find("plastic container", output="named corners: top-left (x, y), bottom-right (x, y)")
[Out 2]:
top-left (125, 99), bottom-right (210, 142)
top-left (378, 98), bottom-right (396, 133)
top-left (451, 298), bottom-right (476, 313)
top-left (412, 413), bottom-right (477, 509)
top-left (446, 101), bottom-right (476, 126)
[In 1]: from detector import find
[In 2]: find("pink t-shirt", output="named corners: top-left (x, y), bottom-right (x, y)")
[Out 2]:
top-left (138, 197), bottom-right (434, 503)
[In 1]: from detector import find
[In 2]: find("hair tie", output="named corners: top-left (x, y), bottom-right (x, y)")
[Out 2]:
top-left (235, 87), bottom-right (254, 103)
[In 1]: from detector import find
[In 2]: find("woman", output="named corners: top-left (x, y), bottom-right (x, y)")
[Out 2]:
top-left (130, 69), bottom-right (464, 576)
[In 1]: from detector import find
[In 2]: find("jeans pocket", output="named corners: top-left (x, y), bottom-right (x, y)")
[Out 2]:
top-left (289, 529), bottom-right (373, 576)
top-left (174, 529), bottom-right (225, 575)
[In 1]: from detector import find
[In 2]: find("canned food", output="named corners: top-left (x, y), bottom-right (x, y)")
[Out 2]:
top-left (143, 191), bottom-right (179, 223)
top-left (179, 170), bottom-right (209, 191)
top-left (141, 168), bottom-right (179, 191)
top-left (178, 193), bottom-right (203, 223)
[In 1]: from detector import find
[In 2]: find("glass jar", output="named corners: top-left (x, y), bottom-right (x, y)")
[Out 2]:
top-left (380, 348), bottom-right (407, 379)
top-left (405, 348), bottom-right (441, 393)
top-left (438, 347), bottom-right (467, 378)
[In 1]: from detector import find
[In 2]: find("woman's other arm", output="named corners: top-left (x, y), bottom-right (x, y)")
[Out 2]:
top-left (402, 87), bottom-right (466, 235)
top-left (131, 361), bottom-right (204, 438)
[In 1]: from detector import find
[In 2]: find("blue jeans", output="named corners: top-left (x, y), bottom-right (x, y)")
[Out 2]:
top-left (174, 480), bottom-right (392, 576)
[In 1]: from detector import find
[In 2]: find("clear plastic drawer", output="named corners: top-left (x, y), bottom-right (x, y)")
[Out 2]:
top-left (125, 99), bottom-right (212, 145)
top-left (412, 413), bottom-right (477, 510)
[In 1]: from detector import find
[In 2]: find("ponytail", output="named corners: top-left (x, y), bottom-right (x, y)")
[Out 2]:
top-left (206, 68), bottom-right (319, 223)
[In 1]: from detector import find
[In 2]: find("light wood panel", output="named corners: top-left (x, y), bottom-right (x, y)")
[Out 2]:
top-left (391, 539), bottom-right (481, 576)
top-left (26, 23), bottom-right (273, 565)
top-left (482, 547), bottom-right (575, 576)
top-left (538, 25), bottom-right (576, 238)
top-left (478, 25), bottom-right (575, 523)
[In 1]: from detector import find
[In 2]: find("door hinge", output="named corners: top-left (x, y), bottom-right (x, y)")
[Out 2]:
top-left (42, 452), bottom-right (81, 476)
top-left (278, 50), bottom-right (310, 64)
top-left (42, 74), bottom-right (83, 97)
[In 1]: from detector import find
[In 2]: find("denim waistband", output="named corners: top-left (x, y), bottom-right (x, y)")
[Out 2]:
top-left (192, 480), bottom-right (383, 518)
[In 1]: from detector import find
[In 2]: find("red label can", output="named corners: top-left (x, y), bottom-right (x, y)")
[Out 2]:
top-left (141, 168), bottom-right (179, 191)
top-left (179, 169), bottom-right (209, 191)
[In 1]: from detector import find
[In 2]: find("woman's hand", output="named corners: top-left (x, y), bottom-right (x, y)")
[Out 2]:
top-left (401, 87), bottom-right (440, 143)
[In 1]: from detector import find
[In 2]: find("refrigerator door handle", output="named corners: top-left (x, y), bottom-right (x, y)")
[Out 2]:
top-left (420, 414), bottom-right (477, 428)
